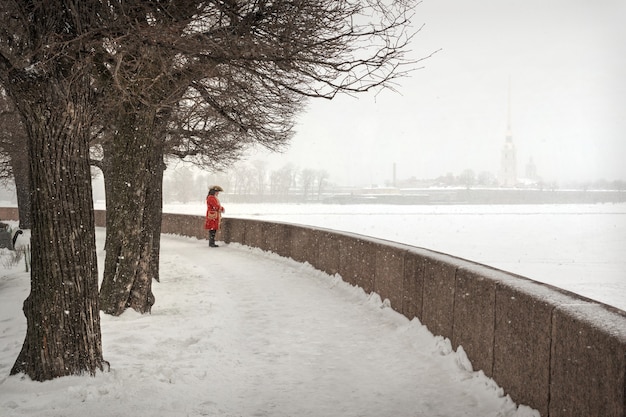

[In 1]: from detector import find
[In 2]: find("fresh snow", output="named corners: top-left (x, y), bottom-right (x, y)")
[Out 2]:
top-left (0, 226), bottom-right (539, 416)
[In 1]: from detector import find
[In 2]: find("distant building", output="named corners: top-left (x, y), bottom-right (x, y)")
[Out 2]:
top-left (525, 157), bottom-right (538, 180)
top-left (499, 84), bottom-right (517, 187)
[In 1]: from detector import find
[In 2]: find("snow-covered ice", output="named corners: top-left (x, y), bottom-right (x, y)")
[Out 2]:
top-left (0, 226), bottom-right (539, 417)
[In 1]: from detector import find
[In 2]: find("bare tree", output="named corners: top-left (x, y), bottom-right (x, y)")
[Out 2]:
top-left (251, 160), bottom-right (268, 195)
top-left (459, 169), bottom-right (476, 190)
top-left (270, 164), bottom-right (298, 196)
top-left (166, 166), bottom-right (197, 203)
top-left (315, 169), bottom-right (329, 200)
top-left (94, 0), bottom-right (421, 315)
top-left (0, 1), bottom-right (108, 380)
top-left (0, 0), bottom-right (424, 378)
top-left (478, 171), bottom-right (497, 187)
top-left (300, 169), bottom-right (316, 200)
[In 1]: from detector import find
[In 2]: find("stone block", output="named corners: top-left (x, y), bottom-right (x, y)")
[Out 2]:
top-left (94, 209), bottom-right (106, 227)
top-left (314, 230), bottom-right (341, 276)
top-left (242, 219), bottom-right (265, 249)
top-left (265, 222), bottom-right (292, 258)
top-left (0, 207), bottom-right (18, 222)
top-left (550, 304), bottom-right (626, 417)
top-left (289, 225), bottom-right (320, 265)
top-left (420, 254), bottom-right (459, 340)
top-left (492, 278), bottom-right (577, 416)
top-left (221, 217), bottom-right (244, 244)
top-left (161, 213), bottom-right (205, 239)
top-left (452, 265), bottom-right (501, 376)
top-left (401, 250), bottom-right (427, 320)
top-left (374, 244), bottom-right (406, 310)
top-left (338, 236), bottom-right (376, 294)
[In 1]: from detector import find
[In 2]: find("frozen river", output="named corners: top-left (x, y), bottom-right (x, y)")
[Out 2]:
top-left (164, 202), bottom-right (626, 312)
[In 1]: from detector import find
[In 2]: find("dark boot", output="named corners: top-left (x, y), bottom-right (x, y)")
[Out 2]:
top-left (209, 230), bottom-right (219, 247)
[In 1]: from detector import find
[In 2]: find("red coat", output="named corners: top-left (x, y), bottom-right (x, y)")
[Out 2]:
top-left (204, 194), bottom-right (224, 230)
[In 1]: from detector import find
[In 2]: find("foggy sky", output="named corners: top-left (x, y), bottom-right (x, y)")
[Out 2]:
top-left (246, 0), bottom-right (626, 186)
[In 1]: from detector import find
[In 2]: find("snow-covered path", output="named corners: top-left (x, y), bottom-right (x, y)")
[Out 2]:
top-left (0, 231), bottom-right (537, 417)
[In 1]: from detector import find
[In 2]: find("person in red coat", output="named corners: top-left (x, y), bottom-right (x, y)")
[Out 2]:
top-left (205, 185), bottom-right (225, 247)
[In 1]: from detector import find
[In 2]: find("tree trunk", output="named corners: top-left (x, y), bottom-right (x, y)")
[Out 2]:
top-left (99, 107), bottom-right (159, 316)
top-left (9, 77), bottom-right (104, 380)
top-left (127, 146), bottom-right (164, 309)
top-left (9, 144), bottom-right (31, 229)
top-left (144, 142), bottom-right (165, 285)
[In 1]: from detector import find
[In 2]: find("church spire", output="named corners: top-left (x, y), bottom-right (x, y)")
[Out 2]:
top-left (500, 78), bottom-right (517, 187)
top-left (506, 77), bottom-right (513, 142)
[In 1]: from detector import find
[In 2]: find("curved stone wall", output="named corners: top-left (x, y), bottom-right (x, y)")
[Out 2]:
top-left (2, 207), bottom-right (624, 417)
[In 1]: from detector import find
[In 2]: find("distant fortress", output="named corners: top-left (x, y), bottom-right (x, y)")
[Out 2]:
top-left (320, 188), bottom-right (626, 205)
top-left (320, 86), bottom-right (626, 205)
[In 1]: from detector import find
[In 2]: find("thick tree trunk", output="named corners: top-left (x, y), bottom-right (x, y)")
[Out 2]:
top-left (9, 78), bottom-right (104, 380)
top-left (127, 153), bottom-right (163, 310)
top-left (142, 143), bottom-right (165, 286)
top-left (99, 107), bottom-right (160, 316)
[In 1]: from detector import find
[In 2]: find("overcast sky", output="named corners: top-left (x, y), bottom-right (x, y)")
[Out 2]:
top-left (245, 0), bottom-right (626, 186)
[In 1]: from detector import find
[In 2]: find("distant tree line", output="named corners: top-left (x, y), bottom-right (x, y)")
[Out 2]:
top-left (163, 162), bottom-right (329, 203)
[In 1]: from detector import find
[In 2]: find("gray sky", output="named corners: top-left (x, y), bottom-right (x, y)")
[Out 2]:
top-left (246, 0), bottom-right (626, 186)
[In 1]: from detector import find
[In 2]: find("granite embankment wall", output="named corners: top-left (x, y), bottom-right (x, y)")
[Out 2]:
top-left (2, 207), bottom-right (625, 417)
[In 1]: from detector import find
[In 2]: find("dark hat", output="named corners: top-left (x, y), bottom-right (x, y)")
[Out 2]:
top-left (209, 185), bottom-right (224, 192)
